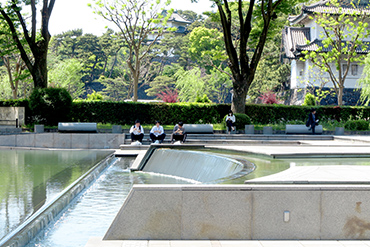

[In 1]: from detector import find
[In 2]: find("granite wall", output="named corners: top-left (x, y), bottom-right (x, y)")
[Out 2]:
top-left (104, 184), bottom-right (370, 240)
top-left (0, 133), bottom-right (125, 149)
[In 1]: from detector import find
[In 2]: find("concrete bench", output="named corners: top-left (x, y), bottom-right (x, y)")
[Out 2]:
top-left (285, 124), bottom-right (323, 134)
top-left (58, 122), bottom-right (97, 133)
top-left (0, 119), bottom-right (19, 128)
top-left (183, 124), bottom-right (214, 134)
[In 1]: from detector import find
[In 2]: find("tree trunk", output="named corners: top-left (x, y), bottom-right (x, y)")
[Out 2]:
top-left (32, 41), bottom-right (49, 88)
top-left (133, 74), bottom-right (139, 101)
top-left (337, 86), bottom-right (344, 106)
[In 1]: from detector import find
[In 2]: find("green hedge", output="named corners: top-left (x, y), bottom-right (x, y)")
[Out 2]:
top-left (2, 100), bottom-right (370, 126)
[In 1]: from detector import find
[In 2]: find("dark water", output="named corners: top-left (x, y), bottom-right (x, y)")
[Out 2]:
top-left (0, 149), bottom-right (112, 242)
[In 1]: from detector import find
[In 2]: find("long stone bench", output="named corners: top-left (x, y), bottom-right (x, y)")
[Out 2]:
top-left (285, 124), bottom-right (323, 134)
top-left (58, 122), bottom-right (97, 133)
top-left (183, 124), bottom-right (213, 134)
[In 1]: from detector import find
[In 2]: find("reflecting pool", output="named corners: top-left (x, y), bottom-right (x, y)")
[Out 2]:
top-left (0, 149), bottom-right (112, 242)
top-left (6, 148), bottom-right (370, 247)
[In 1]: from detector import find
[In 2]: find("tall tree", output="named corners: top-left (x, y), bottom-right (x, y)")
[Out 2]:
top-left (0, 0), bottom-right (56, 88)
top-left (300, 0), bottom-right (370, 105)
top-left (90, 0), bottom-right (175, 101)
top-left (0, 16), bottom-right (30, 99)
top-left (197, 0), bottom-right (303, 113)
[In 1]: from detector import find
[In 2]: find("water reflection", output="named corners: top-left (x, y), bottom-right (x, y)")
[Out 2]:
top-left (28, 157), bottom-right (195, 247)
top-left (0, 149), bottom-right (111, 241)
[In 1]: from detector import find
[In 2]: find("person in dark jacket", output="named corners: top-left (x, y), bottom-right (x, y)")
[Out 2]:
top-left (306, 108), bottom-right (319, 134)
top-left (170, 121), bottom-right (187, 144)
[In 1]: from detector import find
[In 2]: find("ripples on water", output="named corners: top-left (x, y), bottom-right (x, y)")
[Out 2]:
top-left (27, 157), bottom-right (195, 247)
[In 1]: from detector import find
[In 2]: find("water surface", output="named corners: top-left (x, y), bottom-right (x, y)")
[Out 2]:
top-left (0, 149), bottom-right (112, 241)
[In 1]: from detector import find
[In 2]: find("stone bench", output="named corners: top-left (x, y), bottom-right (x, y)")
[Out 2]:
top-left (183, 124), bottom-right (214, 134)
top-left (0, 118), bottom-right (19, 128)
top-left (58, 122), bottom-right (97, 133)
top-left (285, 124), bottom-right (323, 134)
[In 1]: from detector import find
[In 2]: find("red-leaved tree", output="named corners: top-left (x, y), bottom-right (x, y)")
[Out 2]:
top-left (259, 91), bottom-right (281, 104)
top-left (156, 88), bottom-right (178, 103)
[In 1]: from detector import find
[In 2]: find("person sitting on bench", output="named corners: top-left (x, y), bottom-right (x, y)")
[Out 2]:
top-left (171, 121), bottom-right (187, 144)
top-left (130, 119), bottom-right (144, 143)
top-left (150, 120), bottom-right (166, 143)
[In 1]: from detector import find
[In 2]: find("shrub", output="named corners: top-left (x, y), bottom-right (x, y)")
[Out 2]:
top-left (195, 94), bottom-right (212, 103)
top-left (344, 120), bottom-right (369, 131)
top-left (87, 90), bottom-right (104, 101)
top-left (303, 93), bottom-right (316, 106)
top-left (29, 88), bottom-right (72, 126)
top-left (223, 113), bottom-right (251, 130)
top-left (258, 91), bottom-right (282, 104)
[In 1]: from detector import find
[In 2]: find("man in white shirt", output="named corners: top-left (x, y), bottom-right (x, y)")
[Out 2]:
top-left (149, 121), bottom-right (166, 143)
top-left (129, 119), bottom-right (144, 143)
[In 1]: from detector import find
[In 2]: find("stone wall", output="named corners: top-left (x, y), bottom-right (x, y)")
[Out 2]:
top-left (0, 133), bottom-right (125, 149)
top-left (104, 184), bottom-right (370, 240)
top-left (285, 88), bottom-right (363, 106)
top-left (0, 107), bottom-right (25, 126)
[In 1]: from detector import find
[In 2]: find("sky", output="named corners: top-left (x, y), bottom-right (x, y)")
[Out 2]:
top-left (49, 0), bottom-right (215, 36)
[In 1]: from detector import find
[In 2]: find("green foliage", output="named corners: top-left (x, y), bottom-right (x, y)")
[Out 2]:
top-left (188, 26), bottom-right (227, 70)
top-left (303, 93), bottom-right (316, 106)
top-left (48, 58), bottom-right (85, 99)
top-left (29, 88), bottom-right (73, 125)
top-left (195, 94), bottom-right (211, 103)
top-left (344, 120), bottom-right (369, 131)
top-left (234, 113), bottom-right (252, 129)
top-left (71, 101), bottom-right (225, 125)
top-left (87, 90), bottom-right (104, 101)
top-left (175, 67), bottom-right (205, 102)
top-left (358, 53), bottom-right (370, 105)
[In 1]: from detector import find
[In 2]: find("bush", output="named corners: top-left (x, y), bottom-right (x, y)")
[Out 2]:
top-left (344, 120), bottom-right (369, 131)
top-left (29, 88), bottom-right (73, 126)
top-left (303, 93), bottom-right (316, 106)
top-left (223, 113), bottom-right (251, 130)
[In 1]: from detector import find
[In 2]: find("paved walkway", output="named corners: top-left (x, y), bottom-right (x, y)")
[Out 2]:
top-left (90, 136), bottom-right (370, 247)
top-left (86, 238), bottom-right (370, 247)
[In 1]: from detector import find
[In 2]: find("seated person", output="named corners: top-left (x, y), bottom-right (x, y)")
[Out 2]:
top-left (170, 121), bottom-right (187, 144)
top-left (129, 119), bottom-right (144, 143)
top-left (150, 121), bottom-right (166, 143)
top-left (226, 110), bottom-right (236, 133)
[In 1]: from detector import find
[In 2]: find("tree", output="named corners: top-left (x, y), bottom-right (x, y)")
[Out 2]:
top-left (175, 67), bottom-right (205, 102)
top-left (300, 0), bottom-right (370, 105)
top-left (90, 0), bottom-right (175, 101)
top-left (188, 26), bottom-right (227, 72)
top-left (48, 58), bottom-right (85, 99)
top-left (195, 0), bottom-right (304, 113)
top-left (0, 0), bottom-right (56, 88)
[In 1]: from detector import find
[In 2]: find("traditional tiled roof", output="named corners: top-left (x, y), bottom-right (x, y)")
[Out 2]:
top-left (168, 12), bottom-right (192, 24)
top-left (295, 39), bottom-right (370, 54)
top-left (289, 0), bottom-right (370, 24)
top-left (282, 27), bottom-right (311, 59)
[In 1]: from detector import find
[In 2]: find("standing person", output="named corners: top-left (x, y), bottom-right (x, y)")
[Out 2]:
top-left (129, 119), bottom-right (144, 144)
top-left (150, 121), bottom-right (166, 143)
top-left (170, 121), bottom-right (187, 144)
top-left (306, 108), bottom-right (319, 134)
top-left (225, 110), bottom-right (236, 134)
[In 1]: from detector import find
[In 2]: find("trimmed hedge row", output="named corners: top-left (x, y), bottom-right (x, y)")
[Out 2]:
top-left (72, 101), bottom-right (230, 125)
top-left (2, 99), bottom-right (370, 126)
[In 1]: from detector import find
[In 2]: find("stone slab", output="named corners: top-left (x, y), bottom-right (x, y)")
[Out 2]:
top-left (182, 191), bottom-right (252, 239)
top-left (104, 188), bottom-right (182, 240)
top-left (286, 125), bottom-right (323, 134)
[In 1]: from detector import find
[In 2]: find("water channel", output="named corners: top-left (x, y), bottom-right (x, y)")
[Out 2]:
top-left (3, 148), bottom-right (370, 246)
